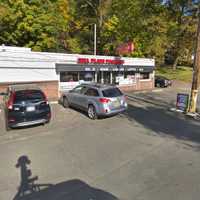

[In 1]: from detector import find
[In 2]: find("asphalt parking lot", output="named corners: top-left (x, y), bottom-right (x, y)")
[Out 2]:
top-left (127, 81), bottom-right (200, 111)
top-left (0, 84), bottom-right (200, 200)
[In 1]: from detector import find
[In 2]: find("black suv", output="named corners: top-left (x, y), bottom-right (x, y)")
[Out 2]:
top-left (155, 76), bottom-right (172, 88)
top-left (0, 84), bottom-right (51, 130)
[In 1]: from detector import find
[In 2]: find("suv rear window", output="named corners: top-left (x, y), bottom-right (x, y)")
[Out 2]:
top-left (102, 88), bottom-right (123, 97)
top-left (14, 90), bottom-right (45, 102)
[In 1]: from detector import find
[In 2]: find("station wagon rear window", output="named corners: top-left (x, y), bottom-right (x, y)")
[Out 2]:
top-left (102, 88), bottom-right (122, 97)
top-left (14, 90), bottom-right (45, 102)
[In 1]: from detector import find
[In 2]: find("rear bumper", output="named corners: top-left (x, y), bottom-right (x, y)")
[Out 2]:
top-left (98, 106), bottom-right (128, 116)
top-left (9, 118), bottom-right (49, 128)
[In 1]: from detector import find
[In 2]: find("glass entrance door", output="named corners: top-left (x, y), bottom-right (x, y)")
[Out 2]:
top-left (103, 71), bottom-right (111, 84)
top-left (97, 71), bottom-right (111, 84)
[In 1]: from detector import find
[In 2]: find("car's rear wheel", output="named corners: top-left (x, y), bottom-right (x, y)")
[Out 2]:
top-left (63, 97), bottom-right (69, 108)
top-left (88, 105), bottom-right (97, 120)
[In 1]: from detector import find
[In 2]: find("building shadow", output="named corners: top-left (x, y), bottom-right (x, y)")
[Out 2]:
top-left (120, 102), bottom-right (200, 149)
top-left (126, 93), bottom-right (175, 109)
top-left (126, 89), bottom-right (200, 112)
top-left (13, 156), bottom-right (118, 200)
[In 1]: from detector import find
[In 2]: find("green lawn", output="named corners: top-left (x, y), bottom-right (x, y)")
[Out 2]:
top-left (155, 66), bottom-right (193, 82)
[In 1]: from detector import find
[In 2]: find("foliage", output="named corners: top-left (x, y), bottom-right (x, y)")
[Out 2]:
top-left (0, 0), bottom-right (57, 51)
top-left (156, 66), bottom-right (193, 82)
top-left (164, 0), bottom-right (198, 69)
top-left (0, 0), bottom-right (198, 66)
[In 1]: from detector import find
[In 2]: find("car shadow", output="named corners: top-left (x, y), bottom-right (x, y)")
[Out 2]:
top-left (13, 155), bottom-right (118, 200)
top-left (61, 105), bottom-right (117, 120)
top-left (126, 93), bottom-right (175, 109)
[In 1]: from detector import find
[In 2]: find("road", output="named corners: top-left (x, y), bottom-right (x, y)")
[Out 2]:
top-left (0, 86), bottom-right (200, 200)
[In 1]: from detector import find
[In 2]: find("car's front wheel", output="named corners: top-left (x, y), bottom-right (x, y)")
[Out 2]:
top-left (63, 96), bottom-right (69, 108)
top-left (88, 105), bottom-right (97, 120)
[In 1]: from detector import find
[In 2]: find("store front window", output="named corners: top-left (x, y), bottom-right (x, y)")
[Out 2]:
top-left (79, 71), bottom-right (95, 82)
top-left (124, 71), bottom-right (136, 84)
top-left (125, 71), bottom-right (135, 78)
top-left (140, 72), bottom-right (150, 79)
top-left (97, 71), bottom-right (111, 84)
top-left (60, 71), bottom-right (96, 83)
top-left (112, 71), bottom-right (124, 85)
top-left (60, 72), bottom-right (78, 82)
top-left (59, 69), bottom-right (152, 92)
top-left (103, 71), bottom-right (111, 84)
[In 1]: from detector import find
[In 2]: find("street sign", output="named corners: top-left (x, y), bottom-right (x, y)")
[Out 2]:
top-left (176, 93), bottom-right (189, 112)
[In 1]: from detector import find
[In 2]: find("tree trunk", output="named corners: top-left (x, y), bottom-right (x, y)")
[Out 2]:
top-left (172, 55), bottom-right (179, 70)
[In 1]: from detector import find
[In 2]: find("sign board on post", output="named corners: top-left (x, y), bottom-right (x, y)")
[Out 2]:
top-left (176, 93), bottom-right (189, 112)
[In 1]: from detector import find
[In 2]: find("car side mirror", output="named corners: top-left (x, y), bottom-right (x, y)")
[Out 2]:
top-left (0, 92), bottom-right (8, 96)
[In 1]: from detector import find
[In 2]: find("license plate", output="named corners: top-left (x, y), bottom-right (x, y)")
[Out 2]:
top-left (26, 106), bottom-right (35, 112)
top-left (113, 100), bottom-right (120, 108)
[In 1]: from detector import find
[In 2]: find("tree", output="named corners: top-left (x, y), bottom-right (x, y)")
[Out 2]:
top-left (0, 0), bottom-right (58, 51)
top-left (164, 0), bottom-right (198, 69)
top-left (72, 0), bottom-right (112, 54)
top-left (101, 0), bottom-right (169, 62)
top-left (0, 0), bottom-right (78, 52)
top-left (0, 0), bottom-right (198, 65)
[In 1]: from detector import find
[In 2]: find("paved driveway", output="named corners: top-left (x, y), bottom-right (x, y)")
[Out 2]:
top-left (127, 81), bottom-right (200, 111)
top-left (0, 90), bottom-right (200, 200)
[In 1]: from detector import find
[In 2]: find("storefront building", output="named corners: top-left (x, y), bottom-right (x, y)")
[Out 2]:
top-left (0, 46), bottom-right (155, 101)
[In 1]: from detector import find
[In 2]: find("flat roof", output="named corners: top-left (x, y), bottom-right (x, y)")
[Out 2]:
top-left (0, 46), bottom-right (155, 67)
top-left (9, 84), bottom-right (40, 91)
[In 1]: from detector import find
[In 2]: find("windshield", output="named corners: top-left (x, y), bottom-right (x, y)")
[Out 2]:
top-left (102, 88), bottom-right (123, 97)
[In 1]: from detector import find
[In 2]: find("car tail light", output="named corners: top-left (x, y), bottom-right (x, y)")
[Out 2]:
top-left (99, 98), bottom-right (111, 104)
top-left (7, 92), bottom-right (16, 110)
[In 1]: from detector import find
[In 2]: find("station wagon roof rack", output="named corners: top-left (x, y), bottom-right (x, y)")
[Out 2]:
top-left (80, 82), bottom-right (115, 89)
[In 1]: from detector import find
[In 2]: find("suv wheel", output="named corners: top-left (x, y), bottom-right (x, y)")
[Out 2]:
top-left (63, 97), bottom-right (69, 108)
top-left (88, 105), bottom-right (97, 120)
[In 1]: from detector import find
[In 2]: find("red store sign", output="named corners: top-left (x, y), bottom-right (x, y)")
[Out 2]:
top-left (78, 58), bottom-right (124, 65)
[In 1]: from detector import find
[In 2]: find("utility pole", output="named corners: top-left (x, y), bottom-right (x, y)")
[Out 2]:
top-left (94, 24), bottom-right (97, 55)
top-left (188, 6), bottom-right (200, 113)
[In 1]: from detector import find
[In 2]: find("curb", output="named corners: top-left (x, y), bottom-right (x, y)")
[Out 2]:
top-left (170, 108), bottom-right (200, 121)
top-left (49, 101), bottom-right (58, 105)
top-left (129, 88), bottom-right (163, 95)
